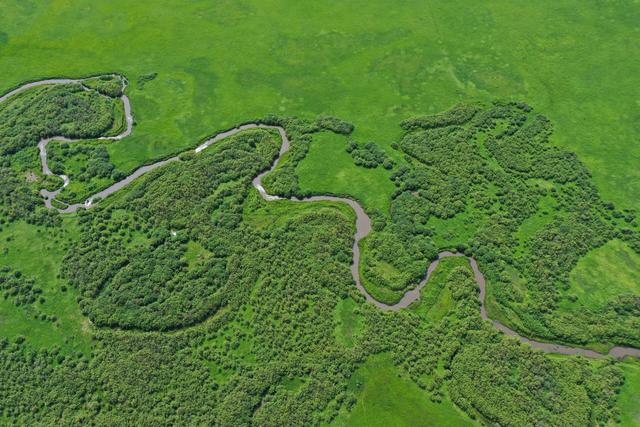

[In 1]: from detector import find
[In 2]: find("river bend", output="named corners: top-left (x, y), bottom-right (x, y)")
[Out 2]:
top-left (2, 78), bottom-right (639, 360)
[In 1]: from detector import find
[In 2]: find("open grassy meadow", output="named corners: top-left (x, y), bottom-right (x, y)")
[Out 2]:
top-left (0, 219), bottom-right (90, 354)
top-left (297, 132), bottom-right (395, 212)
top-left (330, 354), bottom-right (476, 427)
top-left (619, 359), bottom-right (640, 427)
top-left (566, 239), bottom-right (640, 310)
top-left (2, 1), bottom-right (639, 213)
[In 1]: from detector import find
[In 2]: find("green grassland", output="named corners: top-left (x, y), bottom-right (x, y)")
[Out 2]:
top-left (2, 1), bottom-right (639, 214)
top-left (619, 359), bottom-right (640, 427)
top-left (565, 239), bottom-right (640, 310)
top-left (0, 219), bottom-right (91, 354)
top-left (333, 297), bottom-right (363, 348)
top-left (330, 353), bottom-right (476, 427)
top-left (427, 209), bottom-right (484, 251)
top-left (297, 132), bottom-right (395, 212)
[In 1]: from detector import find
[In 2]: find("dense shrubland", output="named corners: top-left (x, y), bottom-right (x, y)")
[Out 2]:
top-left (61, 130), bottom-right (280, 331)
top-left (0, 81), bottom-right (636, 425)
top-left (0, 81), bottom-right (122, 225)
top-left (82, 75), bottom-right (123, 98)
top-left (0, 152), bottom-right (365, 424)
top-left (362, 266), bottom-right (624, 426)
top-left (346, 140), bottom-right (394, 169)
top-left (362, 101), bottom-right (640, 348)
top-left (0, 84), bottom-right (117, 156)
top-left (2, 184), bottom-right (623, 425)
top-left (315, 115), bottom-right (354, 135)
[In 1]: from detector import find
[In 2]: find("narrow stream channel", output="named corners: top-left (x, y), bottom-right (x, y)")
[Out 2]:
top-left (2, 77), bottom-right (639, 359)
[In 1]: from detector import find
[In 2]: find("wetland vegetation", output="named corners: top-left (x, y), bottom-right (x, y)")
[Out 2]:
top-left (1, 1), bottom-right (639, 425)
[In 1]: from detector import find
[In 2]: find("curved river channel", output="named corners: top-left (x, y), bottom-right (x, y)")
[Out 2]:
top-left (3, 77), bottom-right (639, 359)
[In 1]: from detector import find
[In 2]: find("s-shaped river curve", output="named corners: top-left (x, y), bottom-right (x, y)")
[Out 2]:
top-left (1, 75), bottom-right (134, 212)
top-left (2, 78), bottom-right (639, 360)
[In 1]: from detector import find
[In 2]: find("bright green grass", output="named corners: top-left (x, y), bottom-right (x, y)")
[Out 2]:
top-left (618, 359), bottom-right (640, 427)
top-left (427, 208), bottom-right (483, 250)
top-left (331, 353), bottom-right (477, 427)
top-left (183, 240), bottom-right (212, 268)
top-left (514, 191), bottom-right (559, 249)
top-left (565, 239), bottom-right (640, 310)
top-left (411, 257), bottom-right (470, 322)
top-left (2, 1), bottom-right (638, 215)
top-left (333, 297), bottom-right (363, 347)
top-left (297, 132), bottom-right (395, 212)
top-left (202, 304), bottom-right (256, 385)
top-left (281, 375), bottom-right (306, 393)
top-left (0, 219), bottom-right (91, 354)
top-left (62, 176), bottom-right (113, 204)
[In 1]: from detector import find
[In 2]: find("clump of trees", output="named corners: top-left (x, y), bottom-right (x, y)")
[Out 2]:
top-left (49, 143), bottom-right (118, 181)
top-left (364, 100), bottom-right (640, 348)
top-left (315, 115), bottom-right (354, 135)
top-left (0, 266), bottom-right (42, 307)
top-left (346, 141), bottom-right (394, 169)
top-left (361, 266), bottom-right (624, 426)
top-left (0, 83), bottom-right (117, 156)
top-left (46, 142), bottom-right (125, 204)
top-left (136, 72), bottom-right (157, 89)
top-left (62, 130), bottom-right (280, 331)
top-left (82, 75), bottom-right (123, 98)
top-left (400, 103), bottom-right (480, 131)
top-left (0, 266), bottom-right (57, 323)
top-left (0, 81), bottom-right (121, 225)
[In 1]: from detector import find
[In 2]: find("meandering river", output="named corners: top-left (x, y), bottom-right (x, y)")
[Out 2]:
top-left (2, 77), bottom-right (639, 359)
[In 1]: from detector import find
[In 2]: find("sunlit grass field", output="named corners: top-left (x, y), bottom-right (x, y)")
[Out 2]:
top-left (565, 239), bottom-right (640, 310)
top-left (330, 354), bottom-right (476, 427)
top-left (2, 0), bottom-right (639, 214)
top-left (0, 219), bottom-right (91, 355)
top-left (619, 359), bottom-right (640, 427)
top-left (297, 132), bottom-right (395, 212)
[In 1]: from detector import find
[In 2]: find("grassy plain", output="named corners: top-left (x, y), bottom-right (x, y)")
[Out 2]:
top-left (333, 297), bottom-right (363, 348)
top-left (619, 359), bottom-right (640, 427)
top-left (330, 353), bottom-right (476, 427)
top-left (1, 1), bottom-right (639, 215)
top-left (427, 209), bottom-right (483, 251)
top-left (0, 219), bottom-right (91, 354)
top-left (297, 132), bottom-right (394, 213)
top-left (565, 239), bottom-right (640, 310)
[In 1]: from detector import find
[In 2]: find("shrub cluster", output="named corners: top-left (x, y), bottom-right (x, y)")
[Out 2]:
top-left (346, 141), bottom-right (394, 169)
